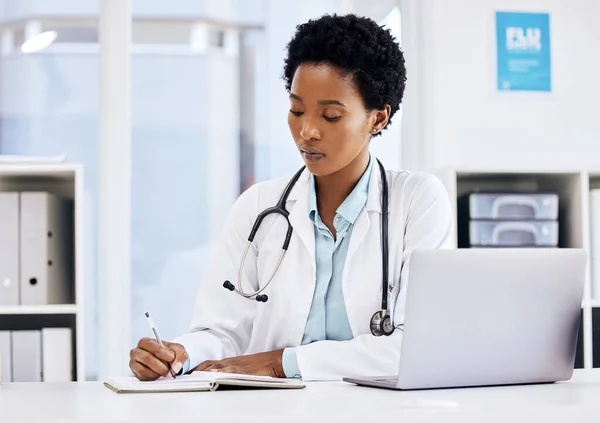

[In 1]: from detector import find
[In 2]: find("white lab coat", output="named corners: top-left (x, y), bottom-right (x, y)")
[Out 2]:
top-left (174, 162), bottom-right (452, 381)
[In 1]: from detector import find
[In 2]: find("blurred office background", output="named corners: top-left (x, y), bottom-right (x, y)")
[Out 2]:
top-left (0, 0), bottom-right (402, 380)
top-left (3, 0), bottom-right (600, 381)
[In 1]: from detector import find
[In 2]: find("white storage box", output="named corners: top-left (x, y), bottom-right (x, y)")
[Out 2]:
top-left (460, 193), bottom-right (559, 220)
top-left (468, 221), bottom-right (559, 247)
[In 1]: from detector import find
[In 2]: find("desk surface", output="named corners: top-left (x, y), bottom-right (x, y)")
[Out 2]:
top-left (1, 370), bottom-right (600, 423)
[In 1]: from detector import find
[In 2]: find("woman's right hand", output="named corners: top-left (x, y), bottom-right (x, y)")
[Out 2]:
top-left (129, 338), bottom-right (189, 381)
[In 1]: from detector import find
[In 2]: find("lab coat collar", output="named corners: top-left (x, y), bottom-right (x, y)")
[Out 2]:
top-left (307, 156), bottom-right (373, 226)
top-left (286, 154), bottom-right (383, 214)
top-left (284, 156), bottom-right (385, 286)
top-left (286, 167), bottom-right (310, 202)
top-left (365, 155), bottom-right (384, 214)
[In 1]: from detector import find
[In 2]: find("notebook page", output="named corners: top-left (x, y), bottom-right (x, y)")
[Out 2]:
top-left (106, 372), bottom-right (303, 393)
top-left (106, 374), bottom-right (213, 392)
top-left (189, 371), bottom-right (303, 384)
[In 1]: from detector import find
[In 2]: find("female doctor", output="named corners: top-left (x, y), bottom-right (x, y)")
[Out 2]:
top-left (129, 13), bottom-right (451, 381)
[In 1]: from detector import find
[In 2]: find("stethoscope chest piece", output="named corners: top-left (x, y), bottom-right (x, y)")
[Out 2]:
top-left (370, 310), bottom-right (395, 337)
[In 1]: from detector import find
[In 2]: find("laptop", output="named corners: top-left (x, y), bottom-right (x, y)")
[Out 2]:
top-left (343, 248), bottom-right (587, 390)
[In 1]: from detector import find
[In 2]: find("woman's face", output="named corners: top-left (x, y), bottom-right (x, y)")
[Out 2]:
top-left (287, 63), bottom-right (387, 177)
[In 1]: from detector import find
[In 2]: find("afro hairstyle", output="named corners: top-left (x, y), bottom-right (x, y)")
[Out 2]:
top-left (283, 13), bottom-right (407, 135)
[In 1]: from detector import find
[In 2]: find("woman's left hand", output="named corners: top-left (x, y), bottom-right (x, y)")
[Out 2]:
top-left (194, 349), bottom-right (286, 378)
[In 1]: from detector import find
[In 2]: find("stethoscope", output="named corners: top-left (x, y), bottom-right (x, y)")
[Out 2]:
top-left (223, 158), bottom-right (396, 337)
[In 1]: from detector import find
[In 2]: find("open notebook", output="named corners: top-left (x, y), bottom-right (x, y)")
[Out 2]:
top-left (104, 371), bottom-right (305, 393)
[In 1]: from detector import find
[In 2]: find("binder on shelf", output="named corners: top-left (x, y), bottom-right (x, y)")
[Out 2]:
top-left (12, 330), bottom-right (42, 382)
top-left (590, 190), bottom-right (600, 301)
top-left (20, 192), bottom-right (74, 305)
top-left (42, 328), bottom-right (73, 382)
top-left (0, 192), bottom-right (19, 306)
top-left (0, 331), bottom-right (12, 382)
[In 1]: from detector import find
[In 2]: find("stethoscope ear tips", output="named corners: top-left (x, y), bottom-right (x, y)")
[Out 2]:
top-left (224, 280), bottom-right (268, 302)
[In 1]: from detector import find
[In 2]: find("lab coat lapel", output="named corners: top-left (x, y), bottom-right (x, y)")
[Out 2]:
top-left (345, 162), bottom-right (383, 267)
top-left (342, 164), bottom-right (384, 333)
top-left (286, 170), bottom-right (315, 271)
top-left (282, 169), bottom-right (316, 346)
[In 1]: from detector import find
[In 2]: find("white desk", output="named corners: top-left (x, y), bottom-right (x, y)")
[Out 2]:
top-left (1, 370), bottom-right (600, 423)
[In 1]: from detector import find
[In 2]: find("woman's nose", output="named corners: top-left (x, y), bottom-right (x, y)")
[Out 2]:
top-left (300, 119), bottom-right (321, 141)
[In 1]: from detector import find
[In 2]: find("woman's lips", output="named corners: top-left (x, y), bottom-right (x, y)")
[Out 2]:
top-left (302, 151), bottom-right (325, 163)
top-left (300, 147), bottom-right (325, 163)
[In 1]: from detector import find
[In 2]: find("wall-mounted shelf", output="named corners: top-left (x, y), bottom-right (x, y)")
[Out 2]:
top-left (0, 163), bottom-right (84, 381)
top-left (0, 305), bottom-right (78, 315)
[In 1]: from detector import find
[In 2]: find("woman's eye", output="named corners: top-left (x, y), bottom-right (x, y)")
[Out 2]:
top-left (289, 110), bottom-right (303, 117)
top-left (323, 115), bottom-right (341, 122)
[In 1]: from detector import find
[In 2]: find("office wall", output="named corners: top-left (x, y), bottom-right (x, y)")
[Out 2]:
top-left (0, 0), bottom-right (262, 24)
top-left (406, 0), bottom-right (600, 172)
top-left (0, 0), bottom-right (96, 20)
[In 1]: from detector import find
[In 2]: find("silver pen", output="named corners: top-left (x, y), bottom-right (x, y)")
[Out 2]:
top-left (145, 311), bottom-right (176, 378)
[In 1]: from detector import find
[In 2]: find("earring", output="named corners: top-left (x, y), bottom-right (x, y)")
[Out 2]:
top-left (372, 128), bottom-right (378, 133)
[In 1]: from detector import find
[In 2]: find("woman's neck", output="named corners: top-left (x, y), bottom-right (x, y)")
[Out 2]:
top-left (314, 151), bottom-right (370, 212)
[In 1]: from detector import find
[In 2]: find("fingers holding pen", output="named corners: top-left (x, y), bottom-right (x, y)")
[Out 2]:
top-left (138, 337), bottom-right (176, 363)
top-left (130, 344), bottom-right (171, 379)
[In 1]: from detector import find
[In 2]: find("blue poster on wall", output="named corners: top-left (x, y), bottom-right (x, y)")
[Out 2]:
top-left (495, 11), bottom-right (551, 92)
